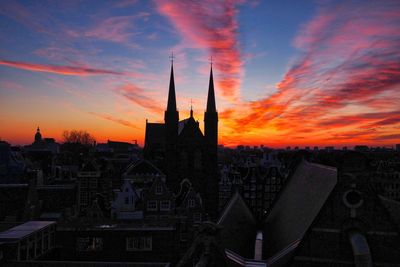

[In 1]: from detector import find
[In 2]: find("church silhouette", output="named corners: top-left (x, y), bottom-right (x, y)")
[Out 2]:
top-left (144, 61), bottom-right (219, 218)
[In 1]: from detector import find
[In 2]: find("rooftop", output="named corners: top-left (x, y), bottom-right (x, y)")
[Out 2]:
top-left (0, 221), bottom-right (55, 242)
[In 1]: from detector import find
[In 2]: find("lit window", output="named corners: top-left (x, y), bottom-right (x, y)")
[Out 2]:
top-left (126, 237), bottom-right (152, 251)
top-left (147, 201), bottom-right (157, 211)
top-left (160, 200), bottom-right (171, 211)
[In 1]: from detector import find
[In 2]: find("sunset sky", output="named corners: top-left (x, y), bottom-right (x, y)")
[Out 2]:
top-left (0, 0), bottom-right (399, 148)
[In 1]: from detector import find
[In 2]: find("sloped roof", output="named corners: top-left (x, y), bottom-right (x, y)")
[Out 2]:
top-left (263, 160), bottom-right (337, 264)
top-left (379, 195), bottom-right (400, 231)
top-left (125, 159), bottom-right (164, 176)
top-left (218, 191), bottom-right (257, 258)
top-left (178, 117), bottom-right (204, 139)
top-left (178, 118), bottom-right (190, 134)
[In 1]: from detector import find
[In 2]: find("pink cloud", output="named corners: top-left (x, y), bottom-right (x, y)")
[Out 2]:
top-left (155, 0), bottom-right (242, 101)
top-left (85, 13), bottom-right (149, 45)
top-left (0, 60), bottom-right (124, 76)
top-left (116, 83), bottom-right (164, 114)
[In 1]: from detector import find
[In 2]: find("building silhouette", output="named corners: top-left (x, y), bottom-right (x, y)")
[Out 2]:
top-left (144, 62), bottom-right (219, 218)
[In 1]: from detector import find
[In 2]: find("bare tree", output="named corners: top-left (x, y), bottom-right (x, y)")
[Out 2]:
top-left (62, 130), bottom-right (96, 145)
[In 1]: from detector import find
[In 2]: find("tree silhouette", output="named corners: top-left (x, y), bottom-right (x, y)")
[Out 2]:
top-left (62, 130), bottom-right (96, 145)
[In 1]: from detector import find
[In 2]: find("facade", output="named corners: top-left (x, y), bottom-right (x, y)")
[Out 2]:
top-left (142, 176), bottom-right (175, 221)
top-left (144, 63), bottom-right (219, 218)
top-left (77, 160), bottom-right (112, 216)
top-left (0, 221), bottom-right (56, 262)
top-left (54, 223), bottom-right (178, 264)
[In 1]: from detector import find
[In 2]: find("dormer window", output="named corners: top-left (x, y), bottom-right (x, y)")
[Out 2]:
top-left (188, 199), bottom-right (195, 208)
top-left (155, 184), bottom-right (163, 195)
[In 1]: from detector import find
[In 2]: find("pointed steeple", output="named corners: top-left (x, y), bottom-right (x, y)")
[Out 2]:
top-left (206, 65), bottom-right (216, 112)
top-left (167, 60), bottom-right (177, 111)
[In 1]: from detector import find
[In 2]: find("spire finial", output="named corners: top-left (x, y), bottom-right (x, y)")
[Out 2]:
top-left (209, 55), bottom-right (213, 68)
top-left (37, 126), bottom-right (40, 132)
top-left (170, 51), bottom-right (175, 65)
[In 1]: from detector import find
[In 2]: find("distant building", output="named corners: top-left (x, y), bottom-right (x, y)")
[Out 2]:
top-left (354, 145), bottom-right (369, 152)
top-left (25, 127), bottom-right (59, 154)
top-left (325, 146), bottom-right (334, 151)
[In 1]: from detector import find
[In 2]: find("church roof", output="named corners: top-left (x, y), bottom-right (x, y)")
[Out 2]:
top-left (178, 118), bottom-right (190, 134)
top-left (178, 116), bottom-right (204, 140)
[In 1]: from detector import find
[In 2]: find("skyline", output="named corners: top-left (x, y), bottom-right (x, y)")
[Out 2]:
top-left (0, 0), bottom-right (399, 148)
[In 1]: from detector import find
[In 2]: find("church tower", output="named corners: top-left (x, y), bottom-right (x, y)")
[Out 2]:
top-left (204, 65), bottom-right (219, 218)
top-left (204, 65), bottom-right (218, 151)
top-left (164, 62), bottom-right (179, 191)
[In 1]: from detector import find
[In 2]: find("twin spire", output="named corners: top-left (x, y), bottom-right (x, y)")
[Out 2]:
top-left (167, 63), bottom-right (177, 111)
top-left (166, 59), bottom-right (216, 114)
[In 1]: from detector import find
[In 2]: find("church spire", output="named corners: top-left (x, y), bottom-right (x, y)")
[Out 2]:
top-left (167, 54), bottom-right (177, 111)
top-left (206, 65), bottom-right (216, 112)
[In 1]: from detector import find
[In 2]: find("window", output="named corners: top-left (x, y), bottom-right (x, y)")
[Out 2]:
top-left (126, 236), bottom-right (152, 251)
top-left (76, 237), bottom-right (103, 251)
top-left (155, 184), bottom-right (163, 194)
top-left (80, 180), bottom-right (88, 188)
top-left (89, 178), bottom-right (97, 188)
top-left (80, 192), bottom-right (88, 205)
top-left (147, 201), bottom-right (157, 211)
top-left (125, 197), bottom-right (129, 205)
top-left (193, 212), bottom-right (202, 223)
top-left (160, 200), bottom-right (171, 211)
top-left (188, 199), bottom-right (195, 208)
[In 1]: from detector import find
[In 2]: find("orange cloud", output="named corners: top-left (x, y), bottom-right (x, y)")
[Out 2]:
top-left (156, 0), bottom-right (242, 101)
top-left (0, 60), bottom-right (124, 76)
top-left (88, 112), bottom-right (139, 129)
top-left (218, 0), bottom-right (400, 147)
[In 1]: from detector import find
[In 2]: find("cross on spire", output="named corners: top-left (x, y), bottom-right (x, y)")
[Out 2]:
top-left (170, 51), bottom-right (175, 64)
top-left (209, 55), bottom-right (213, 68)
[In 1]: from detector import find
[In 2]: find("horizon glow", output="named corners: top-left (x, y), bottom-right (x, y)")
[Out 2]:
top-left (0, 0), bottom-right (399, 148)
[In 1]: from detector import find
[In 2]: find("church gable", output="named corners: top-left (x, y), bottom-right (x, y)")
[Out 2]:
top-left (178, 117), bottom-right (204, 144)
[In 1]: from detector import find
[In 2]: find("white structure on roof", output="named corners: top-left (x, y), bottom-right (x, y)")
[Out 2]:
top-left (111, 179), bottom-right (143, 220)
